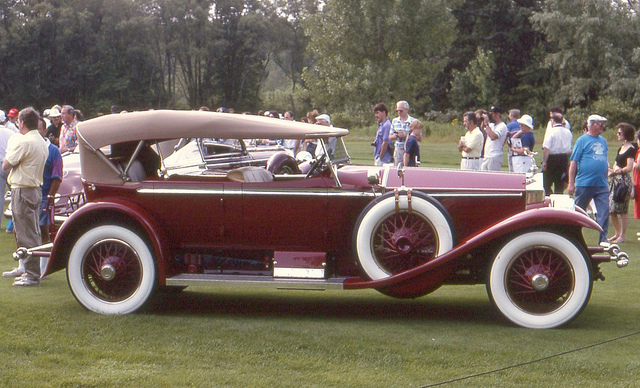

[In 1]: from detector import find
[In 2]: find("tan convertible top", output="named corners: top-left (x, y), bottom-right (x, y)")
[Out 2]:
top-left (77, 110), bottom-right (349, 185)
top-left (77, 110), bottom-right (349, 149)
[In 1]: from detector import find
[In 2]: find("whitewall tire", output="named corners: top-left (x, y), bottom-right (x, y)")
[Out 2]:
top-left (67, 225), bottom-right (156, 315)
top-left (354, 192), bottom-right (454, 280)
top-left (488, 231), bottom-right (592, 329)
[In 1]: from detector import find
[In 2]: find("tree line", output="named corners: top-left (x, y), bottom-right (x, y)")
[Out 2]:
top-left (1, 0), bottom-right (639, 128)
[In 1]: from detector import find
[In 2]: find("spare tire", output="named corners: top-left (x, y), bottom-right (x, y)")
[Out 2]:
top-left (353, 191), bottom-right (455, 280)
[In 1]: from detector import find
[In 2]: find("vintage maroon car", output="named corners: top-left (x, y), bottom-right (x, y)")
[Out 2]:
top-left (24, 110), bottom-right (629, 329)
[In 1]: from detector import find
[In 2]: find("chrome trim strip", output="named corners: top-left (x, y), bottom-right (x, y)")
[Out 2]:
top-left (137, 187), bottom-right (523, 198)
top-left (166, 273), bottom-right (347, 290)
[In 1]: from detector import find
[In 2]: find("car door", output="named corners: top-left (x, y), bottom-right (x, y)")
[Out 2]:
top-left (139, 178), bottom-right (229, 248)
top-left (232, 176), bottom-right (333, 251)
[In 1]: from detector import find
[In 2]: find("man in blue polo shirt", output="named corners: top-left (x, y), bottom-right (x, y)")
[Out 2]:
top-left (568, 114), bottom-right (609, 243)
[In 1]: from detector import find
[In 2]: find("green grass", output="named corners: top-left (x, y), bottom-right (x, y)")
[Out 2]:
top-left (1, 139), bottom-right (639, 387)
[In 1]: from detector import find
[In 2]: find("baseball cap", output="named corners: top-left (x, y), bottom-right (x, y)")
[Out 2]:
top-left (587, 114), bottom-right (607, 123)
top-left (7, 108), bottom-right (18, 117)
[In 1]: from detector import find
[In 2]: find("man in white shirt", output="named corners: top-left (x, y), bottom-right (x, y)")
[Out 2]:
top-left (458, 112), bottom-right (483, 170)
top-left (481, 106), bottom-right (508, 171)
top-left (542, 112), bottom-right (573, 194)
top-left (389, 101), bottom-right (415, 167)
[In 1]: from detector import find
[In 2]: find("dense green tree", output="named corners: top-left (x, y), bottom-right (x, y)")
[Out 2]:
top-left (302, 0), bottom-right (456, 122)
top-left (264, 0), bottom-right (320, 113)
top-left (532, 0), bottom-right (640, 108)
top-left (436, 0), bottom-right (545, 112)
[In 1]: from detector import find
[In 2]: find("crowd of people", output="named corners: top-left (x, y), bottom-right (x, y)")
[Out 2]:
top-left (372, 100), bottom-right (640, 245)
top-left (459, 104), bottom-right (640, 244)
top-left (1, 101), bottom-right (638, 287)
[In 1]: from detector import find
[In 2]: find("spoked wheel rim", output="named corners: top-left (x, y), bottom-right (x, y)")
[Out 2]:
top-left (81, 238), bottom-right (143, 302)
top-left (505, 246), bottom-right (574, 314)
top-left (372, 211), bottom-right (438, 275)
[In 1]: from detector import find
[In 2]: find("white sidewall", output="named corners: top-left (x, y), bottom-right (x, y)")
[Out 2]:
top-left (356, 195), bottom-right (454, 280)
top-left (68, 225), bottom-right (156, 315)
top-left (489, 231), bottom-right (590, 329)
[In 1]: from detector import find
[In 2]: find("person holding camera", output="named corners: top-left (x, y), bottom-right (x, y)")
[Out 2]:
top-left (372, 103), bottom-right (393, 166)
top-left (389, 101), bottom-right (415, 167)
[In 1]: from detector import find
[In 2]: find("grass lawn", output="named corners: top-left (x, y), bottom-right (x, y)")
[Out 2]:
top-left (0, 139), bottom-right (638, 387)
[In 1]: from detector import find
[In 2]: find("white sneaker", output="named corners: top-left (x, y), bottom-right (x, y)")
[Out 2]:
top-left (2, 267), bottom-right (24, 278)
top-left (13, 274), bottom-right (40, 287)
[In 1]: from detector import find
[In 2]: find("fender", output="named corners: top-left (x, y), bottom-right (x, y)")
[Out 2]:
top-left (346, 206), bottom-right (600, 290)
top-left (47, 199), bottom-right (170, 284)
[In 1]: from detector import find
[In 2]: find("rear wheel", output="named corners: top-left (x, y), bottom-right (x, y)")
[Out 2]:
top-left (67, 225), bottom-right (156, 315)
top-left (354, 192), bottom-right (454, 280)
top-left (488, 231), bottom-right (592, 329)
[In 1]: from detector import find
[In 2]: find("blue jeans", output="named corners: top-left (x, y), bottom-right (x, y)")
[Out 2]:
top-left (574, 185), bottom-right (609, 243)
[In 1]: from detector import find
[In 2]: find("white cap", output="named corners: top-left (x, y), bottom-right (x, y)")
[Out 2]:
top-left (517, 114), bottom-right (533, 129)
top-left (587, 114), bottom-right (607, 123)
top-left (0, 110), bottom-right (5, 122)
top-left (316, 114), bottom-right (331, 124)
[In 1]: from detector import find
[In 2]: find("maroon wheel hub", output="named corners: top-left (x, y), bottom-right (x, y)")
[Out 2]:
top-left (82, 239), bottom-right (142, 302)
top-left (506, 247), bottom-right (573, 313)
top-left (373, 212), bottom-right (438, 275)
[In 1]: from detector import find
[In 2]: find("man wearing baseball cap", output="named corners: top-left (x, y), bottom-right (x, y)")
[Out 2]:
top-left (568, 114), bottom-right (609, 242)
top-left (5, 108), bottom-right (19, 133)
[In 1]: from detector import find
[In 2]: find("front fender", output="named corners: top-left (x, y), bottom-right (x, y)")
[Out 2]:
top-left (46, 199), bottom-right (170, 284)
top-left (346, 206), bottom-right (600, 291)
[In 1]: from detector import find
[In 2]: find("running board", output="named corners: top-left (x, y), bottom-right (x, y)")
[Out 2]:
top-left (165, 273), bottom-right (348, 291)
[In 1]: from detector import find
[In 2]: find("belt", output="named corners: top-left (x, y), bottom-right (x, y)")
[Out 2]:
top-left (462, 157), bottom-right (480, 159)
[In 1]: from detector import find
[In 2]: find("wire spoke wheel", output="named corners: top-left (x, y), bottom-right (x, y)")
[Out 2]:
top-left (488, 231), bottom-right (592, 329)
top-left (505, 247), bottom-right (573, 314)
top-left (355, 192), bottom-right (454, 281)
top-left (82, 239), bottom-right (143, 302)
top-left (372, 211), bottom-right (438, 275)
top-left (68, 225), bottom-right (156, 315)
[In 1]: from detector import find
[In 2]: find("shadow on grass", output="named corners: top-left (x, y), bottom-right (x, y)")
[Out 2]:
top-left (146, 288), bottom-right (504, 326)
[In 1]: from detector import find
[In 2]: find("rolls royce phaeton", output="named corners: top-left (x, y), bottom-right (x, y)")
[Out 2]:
top-left (21, 110), bottom-right (629, 329)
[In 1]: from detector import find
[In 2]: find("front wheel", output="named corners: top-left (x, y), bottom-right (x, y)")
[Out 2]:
top-left (488, 231), bottom-right (592, 329)
top-left (67, 225), bottom-right (156, 315)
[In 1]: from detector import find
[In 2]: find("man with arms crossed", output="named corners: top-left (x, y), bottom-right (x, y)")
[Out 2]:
top-left (459, 112), bottom-right (483, 170)
top-left (2, 107), bottom-right (48, 286)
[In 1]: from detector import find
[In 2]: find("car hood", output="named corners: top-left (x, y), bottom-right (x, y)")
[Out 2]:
top-left (337, 165), bottom-right (527, 192)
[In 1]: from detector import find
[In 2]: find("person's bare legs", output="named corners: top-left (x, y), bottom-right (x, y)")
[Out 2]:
top-left (609, 214), bottom-right (621, 241)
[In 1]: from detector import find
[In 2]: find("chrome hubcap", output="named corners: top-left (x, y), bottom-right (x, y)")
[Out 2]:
top-left (100, 264), bottom-right (116, 281)
top-left (531, 273), bottom-right (549, 291)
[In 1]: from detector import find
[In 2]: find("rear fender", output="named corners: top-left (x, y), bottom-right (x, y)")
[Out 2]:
top-left (346, 206), bottom-right (600, 290)
top-left (46, 200), bottom-right (169, 284)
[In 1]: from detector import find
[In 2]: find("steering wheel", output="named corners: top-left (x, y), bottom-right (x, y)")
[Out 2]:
top-left (305, 153), bottom-right (326, 178)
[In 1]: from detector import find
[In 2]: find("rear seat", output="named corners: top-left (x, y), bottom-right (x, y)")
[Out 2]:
top-left (227, 166), bottom-right (274, 183)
